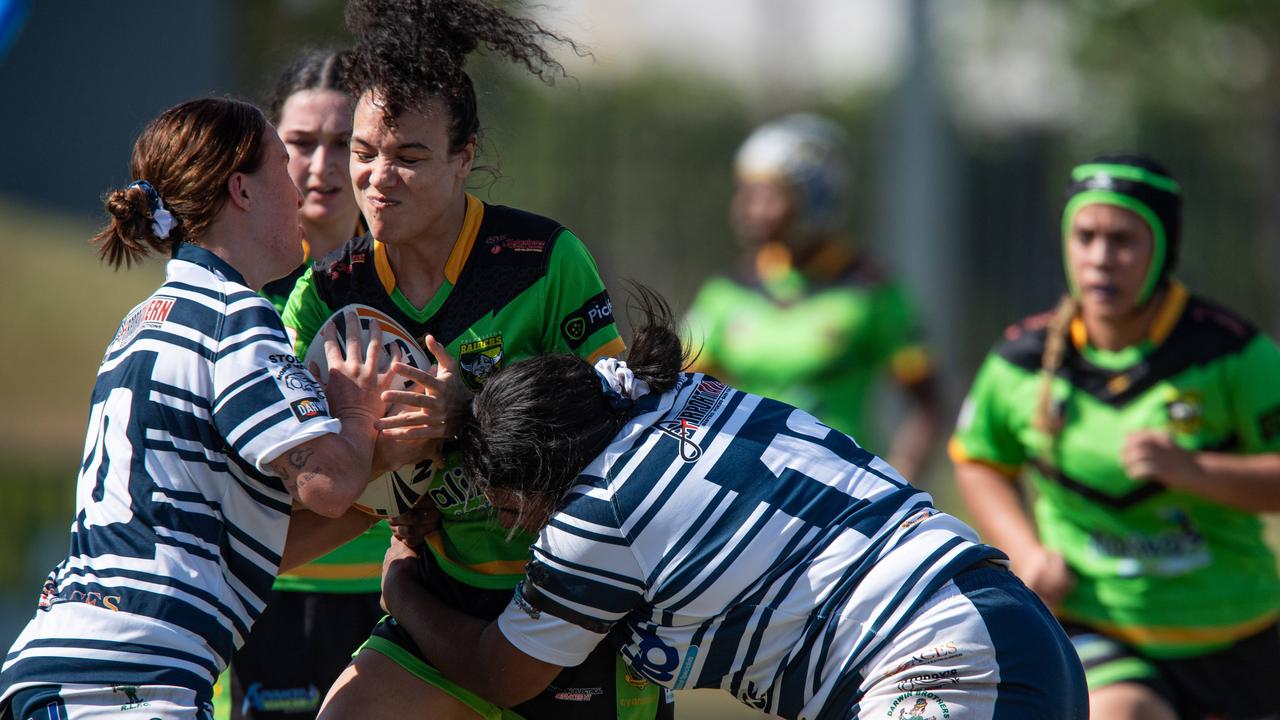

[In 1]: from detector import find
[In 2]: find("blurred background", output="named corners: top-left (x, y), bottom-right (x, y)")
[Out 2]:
top-left (2, 1), bottom-right (1279, 715)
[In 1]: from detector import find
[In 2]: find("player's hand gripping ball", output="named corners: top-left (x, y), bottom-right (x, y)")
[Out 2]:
top-left (304, 304), bottom-right (440, 517)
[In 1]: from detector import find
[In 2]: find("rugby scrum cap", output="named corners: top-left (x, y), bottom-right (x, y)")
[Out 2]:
top-left (1062, 153), bottom-right (1182, 304)
top-left (735, 113), bottom-right (850, 237)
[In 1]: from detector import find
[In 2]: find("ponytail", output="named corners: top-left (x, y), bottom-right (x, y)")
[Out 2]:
top-left (462, 284), bottom-right (690, 510)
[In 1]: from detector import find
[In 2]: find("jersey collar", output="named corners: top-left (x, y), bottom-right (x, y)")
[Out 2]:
top-left (372, 193), bottom-right (485, 296)
top-left (1069, 279), bottom-right (1188, 357)
top-left (173, 242), bottom-right (247, 286)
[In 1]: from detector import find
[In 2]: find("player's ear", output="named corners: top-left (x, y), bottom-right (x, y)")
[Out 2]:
top-left (454, 135), bottom-right (477, 180)
top-left (226, 171), bottom-right (252, 212)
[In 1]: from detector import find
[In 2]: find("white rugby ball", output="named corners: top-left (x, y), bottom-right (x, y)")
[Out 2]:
top-left (303, 304), bottom-right (438, 518)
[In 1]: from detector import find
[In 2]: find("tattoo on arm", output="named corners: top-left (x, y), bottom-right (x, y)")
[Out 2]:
top-left (271, 447), bottom-right (320, 501)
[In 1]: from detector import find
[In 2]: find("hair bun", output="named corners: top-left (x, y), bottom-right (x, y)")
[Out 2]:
top-left (105, 185), bottom-right (150, 222)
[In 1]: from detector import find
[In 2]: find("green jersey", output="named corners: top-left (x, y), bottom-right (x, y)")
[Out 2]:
top-left (685, 241), bottom-right (931, 452)
top-left (951, 282), bottom-right (1280, 657)
top-left (282, 194), bottom-right (624, 591)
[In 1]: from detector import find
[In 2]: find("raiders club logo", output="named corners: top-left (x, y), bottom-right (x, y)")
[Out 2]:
top-left (459, 334), bottom-right (505, 389)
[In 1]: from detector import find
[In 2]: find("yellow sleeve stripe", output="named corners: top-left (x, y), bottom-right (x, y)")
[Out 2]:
top-left (586, 336), bottom-right (627, 364)
top-left (948, 437), bottom-right (1021, 478)
top-left (424, 531), bottom-right (530, 577)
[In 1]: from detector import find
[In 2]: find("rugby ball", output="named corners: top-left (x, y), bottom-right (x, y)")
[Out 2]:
top-left (303, 304), bottom-right (438, 518)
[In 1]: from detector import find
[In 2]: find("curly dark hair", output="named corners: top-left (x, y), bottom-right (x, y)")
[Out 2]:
top-left (345, 0), bottom-right (582, 152)
top-left (462, 285), bottom-right (687, 518)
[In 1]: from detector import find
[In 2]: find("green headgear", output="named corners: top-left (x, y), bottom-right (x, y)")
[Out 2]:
top-left (1062, 154), bottom-right (1182, 304)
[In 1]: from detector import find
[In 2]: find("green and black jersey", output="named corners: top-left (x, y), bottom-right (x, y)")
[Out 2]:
top-left (281, 193), bottom-right (624, 591)
top-left (686, 240), bottom-right (931, 452)
top-left (951, 282), bottom-right (1280, 657)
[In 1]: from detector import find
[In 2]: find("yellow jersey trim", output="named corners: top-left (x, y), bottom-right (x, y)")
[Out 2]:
top-left (1059, 608), bottom-right (1279, 648)
top-left (278, 563), bottom-right (382, 581)
top-left (587, 337), bottom-right (627, 364)
top-left (948, 437), bottom-right (1021, 478)
top-left (1070, 280), bottom-right (1189, 351)
top-left (371, 193), bottom-right (485, 296)
top-left (424, 530), bottom-right (529, 577)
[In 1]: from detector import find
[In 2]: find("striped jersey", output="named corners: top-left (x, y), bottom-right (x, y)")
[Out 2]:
top-left (498, 373), bottom-right (1000, 720)
top-left (0, 245), bottom-right (340, 706)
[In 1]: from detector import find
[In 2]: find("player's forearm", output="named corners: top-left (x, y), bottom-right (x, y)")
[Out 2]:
top-left (887, 407), bottom-right (938, 481)
top-left (275, 418), bottom-right (378, 517)
top-left (1171, 451), bottom-right (1280, 511)
top-left (280, 507), bottom-right (379, 572)
top-left (887, 377), bottom-right (940, 481)
top-left (954, 462), bottom-right (1042, 559)
top-left (385, 573), bottom-right (539, 706)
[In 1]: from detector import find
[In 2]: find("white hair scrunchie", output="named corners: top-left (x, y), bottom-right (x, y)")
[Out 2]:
top-left (594, 357), bottom-right (650, 403)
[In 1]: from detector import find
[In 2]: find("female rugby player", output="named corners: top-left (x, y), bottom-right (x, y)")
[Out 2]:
top-left (376, 289), bottom-right (1087, 720)
top-left (289, 1), bottom-right (666, 718)
top-left (952, 154), bottom-right (1280, 719)
top-left (0, 97), bottom-right (393, 720)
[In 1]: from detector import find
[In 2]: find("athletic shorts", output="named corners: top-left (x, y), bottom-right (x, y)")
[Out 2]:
top-left (363, 550), bottom-right (671, 720)
top-left (5, 683), bottom-right (212, 720)
top-left (229, 589), bottom-right (384, 719)
top-left (852, 562), bottom-right (1089, 720)
top-left (1066, 621), bottom-right (1280, 719)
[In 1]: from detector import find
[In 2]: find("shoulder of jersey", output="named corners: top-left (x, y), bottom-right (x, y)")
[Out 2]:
top-left (832, 251), bottom-right (891, 288)
top-left (1172, 293), bottom-right (1258, 356)
top-left (993, 309), bottom-right (1054, 371)
top-left (471, 202), bottom-right (565, 269)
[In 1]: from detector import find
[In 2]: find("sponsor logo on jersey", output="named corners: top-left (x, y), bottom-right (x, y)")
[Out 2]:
top-left (486, 234), bottom-right (548, 254)
top-left (560, 291), bottom-right (614, 349)
top-left (110, 296), bottom-right (177, 349)
top-left (1165, 388), bottom-right (1203, 434)
top-left (271, 354), bottom-right (325, 396)
top-left (241, 683), bottom-right (321, 714)
top-left (40, 581), bottom-right (123, 613)
top-left (656, 378), bottom-right (731, 462)
top-left (290, 397), bottom-right (325, 422)
top-left (427, 464), bottom-right (487, 515)
top-left (880, 641), bottom-right (961, 679)
top-left (550, 686), bottom-right (602, 702)
top-left (895, 669), bottom-right (960, 692)
top-left (112, 684), bottom-right (150, 710)
top-left (1087, 508), bottom-right (1210, 578)
top-left (886, 692), bottom-right (949, 719)
top-left (459, 334), bottom-right (504, 389)
top-left (623, 670), bottom-right (650, 690)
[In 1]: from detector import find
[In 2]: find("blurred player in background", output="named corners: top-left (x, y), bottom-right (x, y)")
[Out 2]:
top-left (0, 97), bottom-right (394, 720)
top-left (686, 114), bottom-right (939, 480)
top-left (260, 49), bottom-right (365, 315)
top-left (376, 288), bottom-right (1087, 720)
top-left (951, 154), bottom-right (1280, 719)
top-left (225, 49), bottom-right (382, 720)
top-left (291, 1), bottom-right (667, 718)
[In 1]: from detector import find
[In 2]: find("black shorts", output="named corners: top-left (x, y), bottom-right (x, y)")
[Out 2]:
top-left (366, 550), bottom-right (672, 720)
top-left (230, 589), bottom-right (385, 719)
top-left (1065, 621), bottom-right (1280, 719)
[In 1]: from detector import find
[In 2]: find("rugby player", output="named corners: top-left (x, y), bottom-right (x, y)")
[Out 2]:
top-left (952, 154), bottom-right (1280, 719)
top-left (376, 288), bottom-right (1088, 720)
top-left (301, 1), bottom-right (667, 718)
top-left (0, 98), bottom-right (396, 720)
